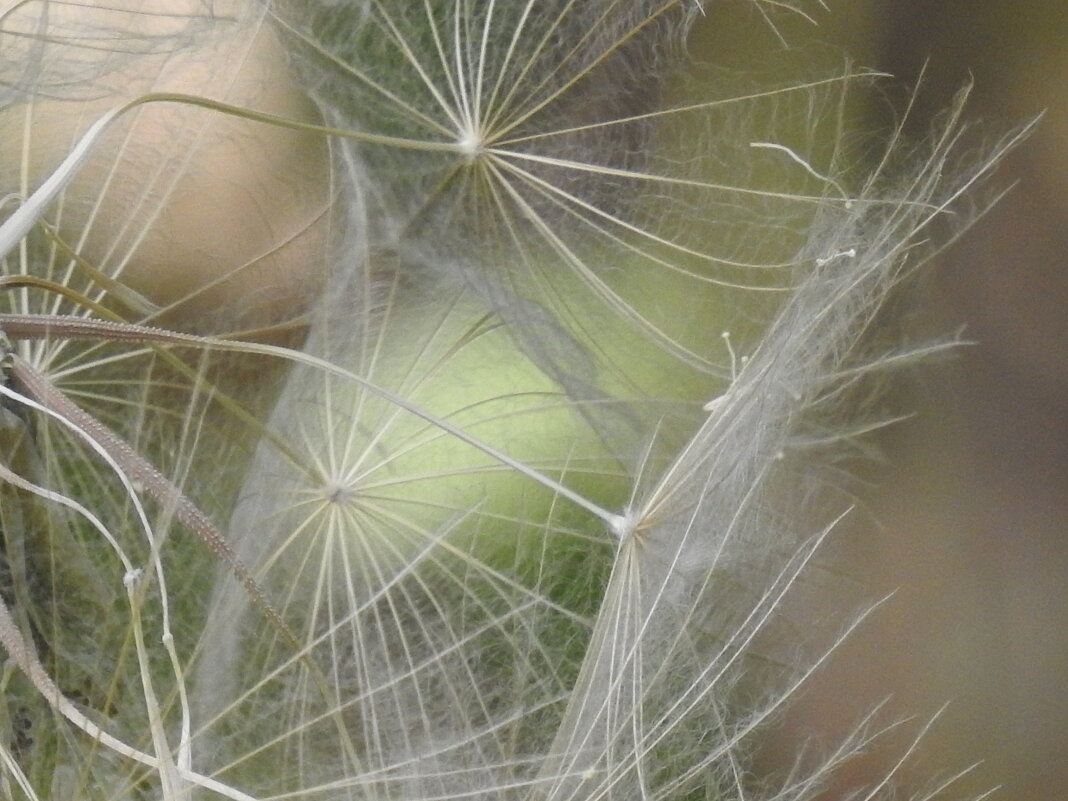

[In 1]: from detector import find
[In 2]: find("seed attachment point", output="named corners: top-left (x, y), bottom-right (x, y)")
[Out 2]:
top-left (458, 128), bottom-right (485, 160)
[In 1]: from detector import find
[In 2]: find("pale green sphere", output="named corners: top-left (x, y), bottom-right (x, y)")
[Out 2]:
top-left (228, 283), bottom-right (627, 606)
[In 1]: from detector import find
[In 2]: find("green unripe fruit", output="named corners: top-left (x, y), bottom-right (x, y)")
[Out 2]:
top-left (227, 281), bottom-right (625, 610)
top-left (196, 280), bottom-right (624, 777)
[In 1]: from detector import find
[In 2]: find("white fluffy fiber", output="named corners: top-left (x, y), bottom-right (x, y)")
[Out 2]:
top-left (0, 2), bottom-right (1027, 800)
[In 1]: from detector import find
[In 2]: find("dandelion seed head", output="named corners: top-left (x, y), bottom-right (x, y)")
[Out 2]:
top-left (457, 126), bottom-right (485, 160)
top-left (324, 481), bottom-right (357, 506)
top-left (608, 508), bottom-right (639, 543)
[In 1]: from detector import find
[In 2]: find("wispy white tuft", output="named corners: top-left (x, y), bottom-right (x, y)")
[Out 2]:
top-left (0, 2), bottom-right (1030, 800)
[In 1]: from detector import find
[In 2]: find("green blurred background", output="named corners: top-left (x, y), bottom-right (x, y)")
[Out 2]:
top-left (693, 2), bottom-right (1068, 798)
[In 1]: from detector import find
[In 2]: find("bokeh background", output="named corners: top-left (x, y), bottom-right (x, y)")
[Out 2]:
top-left (694, 2), bottom-right (1068, 798)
